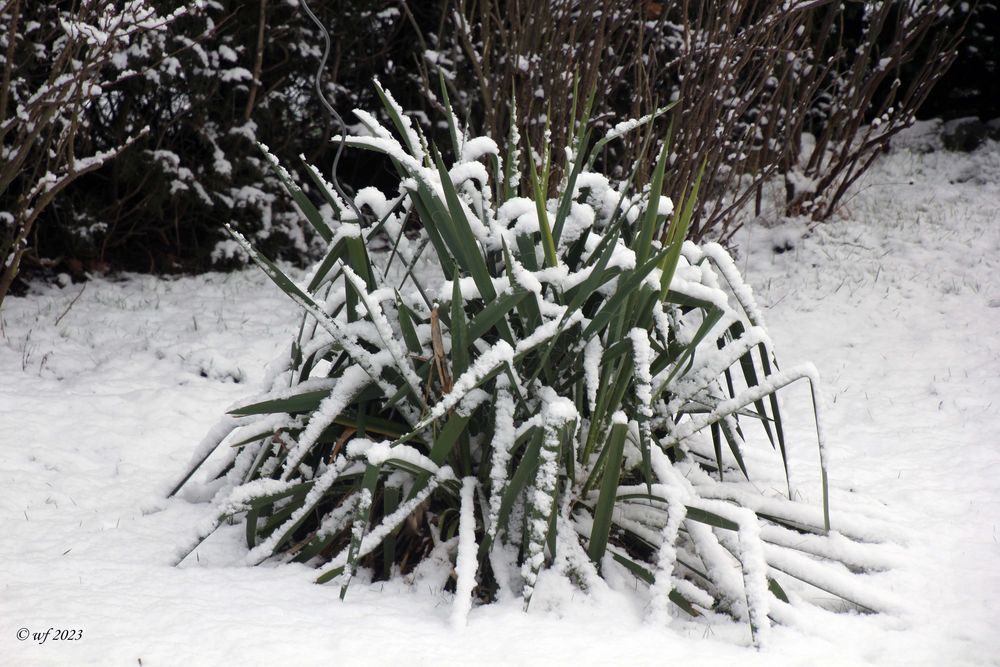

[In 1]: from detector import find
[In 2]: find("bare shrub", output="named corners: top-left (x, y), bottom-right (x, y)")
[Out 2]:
top-left (408, 0), bottom-right (651, 186)
top-left (413, 0), bottom-right (965, 243)
top-left (777, 1), bottom-right (965, 222)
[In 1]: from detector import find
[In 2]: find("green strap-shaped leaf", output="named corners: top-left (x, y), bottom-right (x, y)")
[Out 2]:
top-left (719, 414), bottom-right (750, 480)
top-left (502, 239), bottom-right (543, 332)
top-left (515, 232), bottom-right (539, 273)
top-left (246, 505), bottom-right (261, 549)
top-left (317, 411), bottom-right (408, 441)
top-left (607, 547), bottom-right (701, 617)
top-left (582, 249), bottom-right (668, 340)
top-left (502, 89), bottom-right (520, 200)
top-left (562, 226), bottom-right (622, 315)
top-left (711, 421), bottom-right (724, 482)
top-left (585, 102), bottom-right (676, 172)
top-left (758, 342), bottom-right (791, 498)
top-left (429, 411), bottom-right (474, 468)
top-left (404, 179), bottom-right (458, 279)
top-left (345, 236), bottom-right (374, 292)
top-left (523, 420), bottom-right (563, 610)
top-left (655, 305), bottom-right (725, 397)
top-left (634, 137), bottom-right (671, 266)
top-left (450, 271), bottom-right (470, 378)
top-left (682, 507), bottom-right (741, 532)
top-left (258, 487), bottom-right (311, 539)
top-left (437, 70), bottom-right (462, 158)
top-left (610, 492), bottom-right (742, 533)
top-left (225, 225), bottom-right (422, 427)
top-left (730, 323), bottom-right (778, 449)
top-left (395, 294), bottom-right (424, 355)
top-left (227, 425), bottom-right (286, 449)
top-left (768, 576), bottom-right (790, 603)
top-left (587, 420), bottom-right (627, 566)
top-left (658, 160), bottom-right (705, 300)
top-left (341, 463), bottom-right (380, 600)
top-left (663, 289), bottom-right (717, 310)
top-left (373, 80), bottom-right (425, 162)
top-left (551, 127), bottom-right (592, 245)
top-left (527, 142), bottom-right (558, 268)
top-left (382, 485), bottom-right (401, 577)
top-left (229, 389), bottom-right (331, 416)
top-left (307, 237), bottom-right (348, 292)
top-left (259, 146), bottom-right (333, 242)
top-left (235, 487), bottom-right (313, 539)
top-left (478, 426), bottom-right (542, 559)
top-left (432, 149), bottom-right (498, 302)
top-left (466, 287), bottom-right (527, 344)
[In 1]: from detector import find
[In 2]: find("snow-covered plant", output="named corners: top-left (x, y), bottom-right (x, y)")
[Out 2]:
top-left (172, 84), bottom-right (891, 644)
top-left (0, 0), bottom-right (203, 307)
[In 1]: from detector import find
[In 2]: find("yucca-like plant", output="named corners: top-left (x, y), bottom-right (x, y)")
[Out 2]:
top-left (170, 83), bottom-right (893, 644)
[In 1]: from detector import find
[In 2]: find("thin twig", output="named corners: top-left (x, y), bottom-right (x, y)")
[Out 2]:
top-left (54, 282), bottom-right (86, 327)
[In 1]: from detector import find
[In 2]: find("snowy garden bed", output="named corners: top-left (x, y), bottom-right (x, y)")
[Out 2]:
top-left (2, 134), bottom-right (999, 665)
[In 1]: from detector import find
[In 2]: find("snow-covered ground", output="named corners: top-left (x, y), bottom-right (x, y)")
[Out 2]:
top-left (2, 136), bottom-right (999, 666)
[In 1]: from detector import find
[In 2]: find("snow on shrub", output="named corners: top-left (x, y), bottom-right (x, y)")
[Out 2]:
top-left (170, 84), bottom-right (893, 645)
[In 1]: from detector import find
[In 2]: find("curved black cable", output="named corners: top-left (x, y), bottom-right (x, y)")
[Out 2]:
top-left (299, 0), bottom-right (365, 224)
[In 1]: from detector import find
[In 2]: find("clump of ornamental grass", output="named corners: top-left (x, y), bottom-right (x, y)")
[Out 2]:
top-left (170, 83), bottom-right (896, 645)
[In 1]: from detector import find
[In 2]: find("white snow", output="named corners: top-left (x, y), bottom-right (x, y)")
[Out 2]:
top-left (451, 477), bottom-right (479, 628)
top-left (583, 336), bottom-right (603, 413)
top-left (279, 363), bottom-right (370, 480)
top-left (2, 140), bottom-right (1000, 665)
top-left (487, 384), bottom-right (516, 539)
top-left (460, 136), bottom-right (500, 163)
top-left (373, 79), bottom-right (426, 164)
top-left (245, 459), bottom-right (347, 565)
